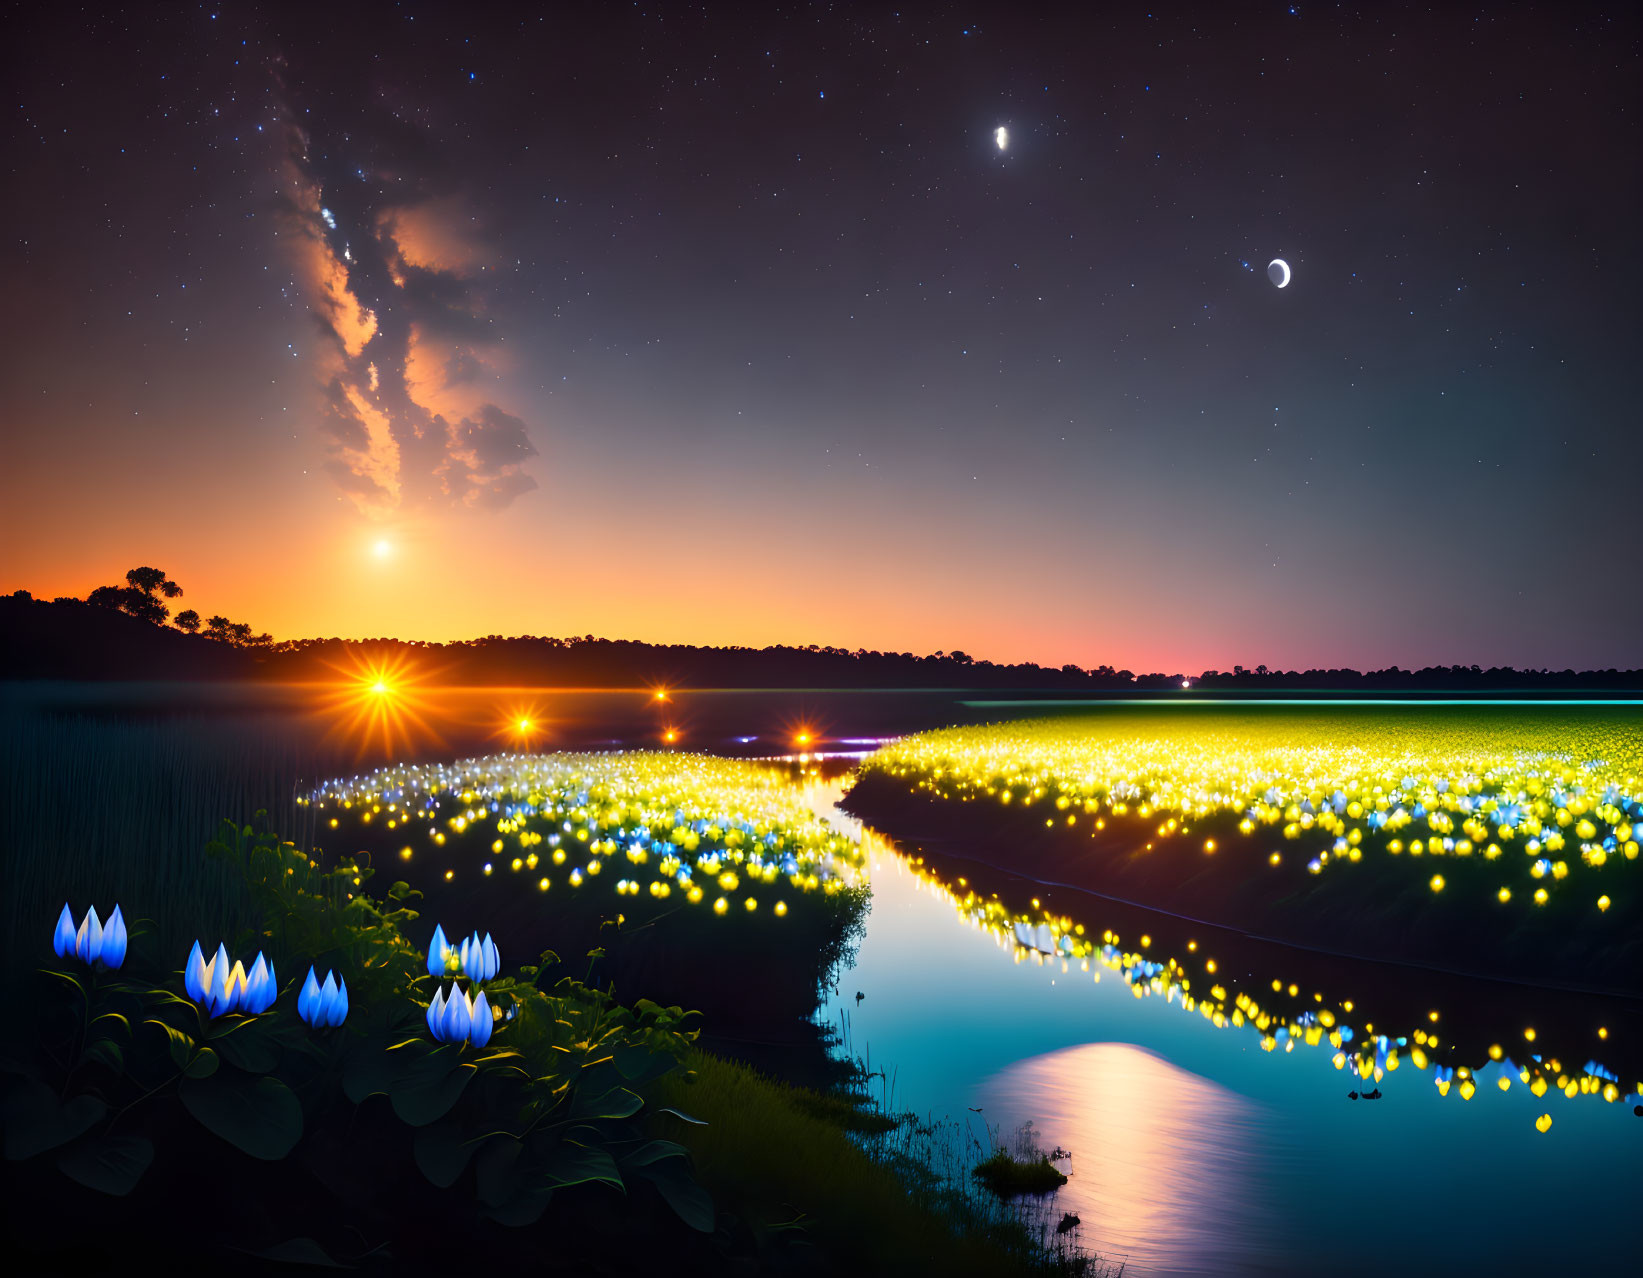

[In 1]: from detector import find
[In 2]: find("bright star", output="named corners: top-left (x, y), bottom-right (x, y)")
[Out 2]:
top-left (995, 126), bottom-right (1008, 151)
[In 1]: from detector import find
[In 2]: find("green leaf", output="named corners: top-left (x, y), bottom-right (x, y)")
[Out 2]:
top-left (82, 1039), bottom-right (124, 1074)
top-left (652, 1106), bottom-right (708, 1126)
top-left (42, 969), bottom-right (88, 1001)
top-left (90, 1012), bottom-right (132, 1037)
top-left (1, 1081), bottom-right (108, 1160)
top-left (611, 1042), bottom-right (669, 1082)
top-left (341, 1045), bottom-right (399, 1105)
top-left (180, 1072), bottom-right (302, 1160)
top-left (55, 1133), bottom-right (153, 1196)
top-left (637, 1157), bottom-right (715, 1232)
top-left (620, 1139), bottom-right (691, 1169)
top-left (390, 1058), bottom-right (476, 1127)
top-left (542, 1141), bottom-right (624, 1192)
top-left (474, 1134), bottom-right (523, 1207)
top-left (569, 1084), bottom-right (643, 1121)
top-left (145, 1019), bottom-right (197, 1071)
top-left (212, 1019), bottom-right (281, 1073)
top-left (412, 1121), bottom-right (485, 1189)
top-left (183, 1046), bottom-right (220, 1079)
top-left (475, 1136), bottom-right (554, 1228)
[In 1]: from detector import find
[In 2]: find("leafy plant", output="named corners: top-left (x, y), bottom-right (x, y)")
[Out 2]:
top-left (2, 815), bottom-right (713, 1262)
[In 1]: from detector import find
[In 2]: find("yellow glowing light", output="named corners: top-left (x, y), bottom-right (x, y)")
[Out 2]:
top-left (372, 538), bottom-right (392, 558)
top-left (314, 649), bottom-right (446, 761)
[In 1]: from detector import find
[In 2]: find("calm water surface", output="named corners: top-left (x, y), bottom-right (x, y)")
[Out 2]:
top-left (824, 830), bottom-right (1640, 1276)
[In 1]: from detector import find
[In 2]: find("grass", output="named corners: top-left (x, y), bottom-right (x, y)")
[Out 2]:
top-left (973, 1149), bottom-right (1070, 1199)
top-left (0, 704), bottom-right (323, 972)
top-left (651, 1051), bottom-right (1110, 1275)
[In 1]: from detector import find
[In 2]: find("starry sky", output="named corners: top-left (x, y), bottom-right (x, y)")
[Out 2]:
top-left (3, 3), bottom-right (1638, 672)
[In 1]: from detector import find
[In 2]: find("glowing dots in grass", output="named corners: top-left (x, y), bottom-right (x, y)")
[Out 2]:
top-left (310, 749), bottom-right (867, 925)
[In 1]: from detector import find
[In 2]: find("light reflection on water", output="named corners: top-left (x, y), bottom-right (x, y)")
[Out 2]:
top-left (978, 1043), bottom-right (1282, 1278)
top-left (827, 843), bottom-right (1639, 1276)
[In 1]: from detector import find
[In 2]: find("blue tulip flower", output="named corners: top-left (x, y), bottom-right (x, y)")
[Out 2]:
top-left (183, 941), bottom-right (275, 1017)
top-left (53, 904), bottom-right (128, 970)
top-left (459, 931), bottom-right (501, 982)
top-left (297, 966), bottom-right (349, 1028)
top-left (426, 924), bottom-right (500, 981)
top-left (426, 983), bottom-right (494, 1047)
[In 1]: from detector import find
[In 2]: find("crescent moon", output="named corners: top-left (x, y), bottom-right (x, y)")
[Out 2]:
top-left (1268, 258), bottom-right (1291, 289)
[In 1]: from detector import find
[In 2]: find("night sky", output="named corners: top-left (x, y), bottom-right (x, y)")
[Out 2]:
top-left (4, 3), bottom-right (1638, 671)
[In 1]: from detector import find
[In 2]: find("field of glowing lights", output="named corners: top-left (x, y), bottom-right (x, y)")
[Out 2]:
top-left (860, 706), bottom-right (1641, 932)
top-left (306, 750), bottom-right (866, 911)
top-left (842, 705), bottom-right (1643, 1125)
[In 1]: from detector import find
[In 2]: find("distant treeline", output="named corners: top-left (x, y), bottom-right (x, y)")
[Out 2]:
top-left (3, 594), bottom-right (1640, 690)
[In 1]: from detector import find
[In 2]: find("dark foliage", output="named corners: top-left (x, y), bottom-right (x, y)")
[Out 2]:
top-left (5, 594), bottom-right (1641, 689)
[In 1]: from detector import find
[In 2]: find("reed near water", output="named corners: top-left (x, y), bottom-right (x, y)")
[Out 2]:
top-left (0, 704), bottom-right (325, 971)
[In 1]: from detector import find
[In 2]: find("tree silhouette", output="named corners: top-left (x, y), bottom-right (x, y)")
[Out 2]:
top-left (173, 609), bottom-right (201, 633)
top-left (86, 566), bottom-right (183, 625)
top-left (200, 614), bottom-right (271, 647)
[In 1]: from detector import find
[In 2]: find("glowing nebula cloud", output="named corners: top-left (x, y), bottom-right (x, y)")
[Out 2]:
top-left (277, 105), bottom-right (539, 518)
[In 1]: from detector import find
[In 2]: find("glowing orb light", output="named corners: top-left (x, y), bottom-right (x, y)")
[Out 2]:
top-left (995, 125), bottom-right (1008, 151)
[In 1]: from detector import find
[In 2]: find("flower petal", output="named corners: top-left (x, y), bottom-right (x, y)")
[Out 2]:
top-left (442, 985), bottom-right (469, 1043)
top-left (298, 966), bottom-right (321, 1024)
top-left (53, 904), bottom-right (76, 958)
top-left (427, 924), bottom-right (449, 978)
top-left (185, 941), bottom-right (207, 1002)
top-left (469, 990), bottom-right (493, 1048)
top-left (100, 905), bottom-right (128, 970)
top-left (317, 972), bottom-right (339, 1026)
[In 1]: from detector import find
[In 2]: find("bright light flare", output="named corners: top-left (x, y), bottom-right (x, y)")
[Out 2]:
top-left (492, 699), bottom-right (550, 750)
top-left (372, 538), bottom-right (394, 559)
top-left (312, 649), bottom-right (445, 760)
top-left (995, 126), bottom-right (1008, 151)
